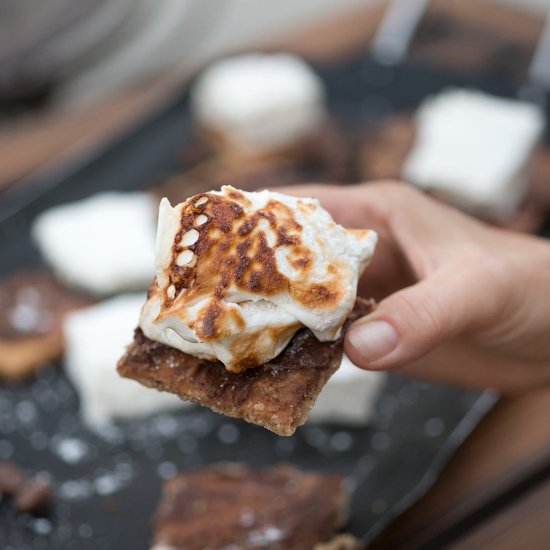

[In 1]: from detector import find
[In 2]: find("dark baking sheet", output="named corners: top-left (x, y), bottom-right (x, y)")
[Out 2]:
top-left (0, 368), bottom-right (495, 549)
top-left (0, 53), bottom-right (516, 549)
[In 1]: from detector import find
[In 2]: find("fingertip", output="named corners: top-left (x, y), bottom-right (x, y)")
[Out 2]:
top-left (344, 319), bottom-right (399, 369)
top-left (343, 339), bottom-right (391, 371)
top-left (343, 338), bottom-right (370, 370)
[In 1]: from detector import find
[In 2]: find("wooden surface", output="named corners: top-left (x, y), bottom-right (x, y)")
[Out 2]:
top-left (370, 389), bottom-right (550, 548)
top-left (449, 475), bottom-right (550, 550)
top-left (1, 2), bottom-right (550, 548)
top-left (0, 69), bottom-right (192, 193)
top-left (0, 0), bottom-right (543, 192)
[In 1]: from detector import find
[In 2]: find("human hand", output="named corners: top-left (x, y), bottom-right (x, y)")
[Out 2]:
top-left (279, 182), bottom-right (550, 392)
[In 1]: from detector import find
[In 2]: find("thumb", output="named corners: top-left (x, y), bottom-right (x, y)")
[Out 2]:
top-left (345, 268), bottom-right (489, 370)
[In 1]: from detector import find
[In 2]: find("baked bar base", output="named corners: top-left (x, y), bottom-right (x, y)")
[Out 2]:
top-left (118, 298), bottom-right (374, 436)
top-left (151, 463), bottom-right (358, 550)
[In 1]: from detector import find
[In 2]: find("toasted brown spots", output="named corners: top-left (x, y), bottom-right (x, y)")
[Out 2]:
top-left (194, 299), bottom-right (245, 342)
top-left (301, 201), bottom-right (316, 210)
top-left (155, 187), bottom-right (348, 363)
top-left (166, 193), bottom-right (292, 303)
top-left (293, 257), bottom-right (310, 269)
top-left (226, 320), bottom-right (302, 373)
top-left (291, 283), bottom-right (340, 309)
top-left (225, 188), bottom-right (250, 206)
top-left (196, 301), bottom-right (224, 340)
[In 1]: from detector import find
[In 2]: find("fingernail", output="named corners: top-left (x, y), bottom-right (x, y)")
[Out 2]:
top-left (347, 320), bottom-right (398, 363)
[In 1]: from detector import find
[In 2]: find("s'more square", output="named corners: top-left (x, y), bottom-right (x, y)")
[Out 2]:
top-left (118, 185), bottom-right (377, 436)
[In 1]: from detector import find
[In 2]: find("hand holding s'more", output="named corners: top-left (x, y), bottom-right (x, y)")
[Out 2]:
top-left (118, 185), bottom-right (377, 435)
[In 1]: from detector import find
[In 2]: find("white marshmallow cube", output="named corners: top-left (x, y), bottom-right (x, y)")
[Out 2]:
top-left (403, 89), bottom-right (544, 220)
top-left (63, 294), bottom-right (186, 431)
top-left (32, 192), bottom-right (156, 295)
top-left (309, 355), bottom-right (385, 426)
top-left (192, 53), bottom-right (326, 151)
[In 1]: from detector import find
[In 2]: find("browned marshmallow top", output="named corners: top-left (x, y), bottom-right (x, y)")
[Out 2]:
top-left (140, 186), bottom-right (376, 371)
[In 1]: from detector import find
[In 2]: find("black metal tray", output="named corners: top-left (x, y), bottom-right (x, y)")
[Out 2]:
top-left (0, 53), bottom-right (514, 549)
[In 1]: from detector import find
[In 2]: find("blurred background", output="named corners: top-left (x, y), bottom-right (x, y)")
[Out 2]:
top-left (2, 1), bottom-right (550, 549)
top-left (0, 0), bottom-right (549, 192)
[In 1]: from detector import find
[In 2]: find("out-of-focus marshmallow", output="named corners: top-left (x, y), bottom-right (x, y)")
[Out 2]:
top-left (403, 89), bottom-right (545, 220)
top-left (309, 355), bottom-right (385, 426)
top-left (140, 186), bottom-right (377, 372)
top-left (32, 193), bottom-right (156, 295)
top-left (192, 53), bottom-right (326, 151)
top-left (63, 294), bottom-right (186, 431)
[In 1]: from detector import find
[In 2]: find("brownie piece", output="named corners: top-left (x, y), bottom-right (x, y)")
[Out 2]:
top-left (151, 463), bottom-right (356, 550)
top-left (358, 113), bottom-right (550, 233)
top-left (118, 298), bottom-right (374, 436)
top-left (0, 270), bottom-right (89, 379)
top-left (151, 121), bottom-right (352, 205)
top-left (358, 114), bottom-right (415, 182)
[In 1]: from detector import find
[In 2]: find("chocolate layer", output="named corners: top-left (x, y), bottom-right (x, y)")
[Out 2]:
top-left (151, 463), bottom-right (353, 550)
top-left (118, 298), bottom-right (374, 436)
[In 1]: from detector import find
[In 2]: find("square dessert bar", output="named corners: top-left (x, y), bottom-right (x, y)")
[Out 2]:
top-left (0, 271), bottom-right (88, 379)
top-left (118, 298), bottom-right (374, 436)
top-left (403, 89), bottom-right (544, 221)
top-left (150, 463), bottom-right (361, 550)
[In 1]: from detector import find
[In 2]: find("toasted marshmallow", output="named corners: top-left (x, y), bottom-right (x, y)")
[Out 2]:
top-left (32, 193), bottom-right (156, 295)
top-left (309, 355), bottom-right (385, 426)
top-left (403, 89), bottom-right (544, 221)
top-left (140, 186), bottom-right (377, 372)
top-left (191, 53), bottom-right (326, 151)
top-left (63, 294), bottom-right (186, 431)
